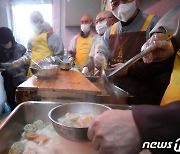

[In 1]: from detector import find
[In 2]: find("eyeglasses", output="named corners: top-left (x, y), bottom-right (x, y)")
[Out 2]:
top-left (110, 0), bottom-right (133, 8)
top-left (95, 17), bottom-right (112, 24)
top-left (81, 20), bottom-right (90, 24)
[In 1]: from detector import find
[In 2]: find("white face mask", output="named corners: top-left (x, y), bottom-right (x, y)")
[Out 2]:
top-left (112, 0), bottom-right (137, 22)
top-left (32, 22), bottom-right (42, 35)
top-left (1, 41), bottom-right (12, 49)
top-left (95, 20), bottom-right (108, 35)
top-left (81, 24), bottom-right (91, 34)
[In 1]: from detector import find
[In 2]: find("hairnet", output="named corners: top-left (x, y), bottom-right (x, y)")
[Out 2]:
top-left (30, 11), bottom-right (52, 34)
top-left (30, 11), bottom-right (44, 24)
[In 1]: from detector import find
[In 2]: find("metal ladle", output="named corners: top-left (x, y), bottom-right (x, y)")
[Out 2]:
top-left (102, 69), bottom-right (132, 98)
top-left (102, 32), bottom-right (173, 98)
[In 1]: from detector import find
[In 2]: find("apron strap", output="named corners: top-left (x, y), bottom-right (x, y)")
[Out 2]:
top-left (110, 22), bottom-right (118, 35)
top-left (141, 14), bottom-right (155, 31)
top-left (110, 15), bottom-right (155, 35)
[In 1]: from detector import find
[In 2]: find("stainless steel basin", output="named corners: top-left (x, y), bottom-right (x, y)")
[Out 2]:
top-left (0, 101), bottom-right (131, 153)
top-left (49, 102), bottom-right (111, 142)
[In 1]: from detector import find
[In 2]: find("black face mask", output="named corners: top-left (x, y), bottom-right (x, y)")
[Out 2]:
top-left (1, 41), bottom-right (13, 50)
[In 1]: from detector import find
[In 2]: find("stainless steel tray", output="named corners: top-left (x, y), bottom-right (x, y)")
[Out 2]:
top-left (0, 101), bottom-right (130, 153)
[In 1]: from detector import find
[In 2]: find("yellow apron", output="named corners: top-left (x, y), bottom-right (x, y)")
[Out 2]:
top-left (75, 35), bottom-right (93, 68)
top-left (161, 49), bottom-right (180, 106)
top-left (28, 32), bottom-right (53, 77)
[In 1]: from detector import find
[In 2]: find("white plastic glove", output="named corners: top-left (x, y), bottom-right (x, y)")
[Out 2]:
top-left (141, 33), bottom-right (174, 64)
top-left (82, 67), bottom-right (90, 76)
top-left (94, 53), bottom-right (107, 69)
top-left (68, 57), bottom-right (75, 63)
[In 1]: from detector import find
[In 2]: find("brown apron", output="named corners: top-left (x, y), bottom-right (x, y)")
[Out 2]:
top-left (108, 14), bottom-right (155, 64)
top-left (109, 31), bottom-right (146, 64)
top-left (108, 15), bottom-right (160, 105)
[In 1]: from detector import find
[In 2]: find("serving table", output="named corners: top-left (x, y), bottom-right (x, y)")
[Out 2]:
top-left (16, 69), bottom-right (107, 104)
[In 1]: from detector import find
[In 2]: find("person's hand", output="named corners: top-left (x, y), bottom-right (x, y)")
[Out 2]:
top-left (107, 63), bottom-right (128, 76)
top-left (94, 53), bottom-right (107, 70)
top-left (82, 67), bottom-right (90, 76)
top-left (88, 109), bottom-right (142, 154)
top-left (68, 57), bottom-right (75, 63)
top-left (0, 60), bottom-right (27, 70)
top-left (0, 62), bottom-right (13, 70)
top-left (141, 33), bottom-right (174, 64)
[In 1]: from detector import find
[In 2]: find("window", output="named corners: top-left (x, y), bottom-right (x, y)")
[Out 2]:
top-left (11, 4), bottom-right (52, 47)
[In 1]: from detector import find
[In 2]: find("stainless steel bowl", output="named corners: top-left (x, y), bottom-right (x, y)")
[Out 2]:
top-left (30, 64), bottom-right (59, 79)
top-left (48, 102), bottom-right (111, 142)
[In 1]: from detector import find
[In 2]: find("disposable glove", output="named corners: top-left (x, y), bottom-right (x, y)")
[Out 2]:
top-left (94, 53), bottom-right (107, 69)
top-left (141, 33), bottom-right (174, 64)
top-left (82, 67), bottom-right (90, 76)
top-left (68, 57), bottom-right (75, 63)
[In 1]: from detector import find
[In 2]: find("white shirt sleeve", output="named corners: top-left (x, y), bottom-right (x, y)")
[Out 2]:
top-left (96, 22), bottom-right (122, 60)
top-left (68, 34), bottom-right (79, 55)
top-left (96, 28), bottom-right (111, 60)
